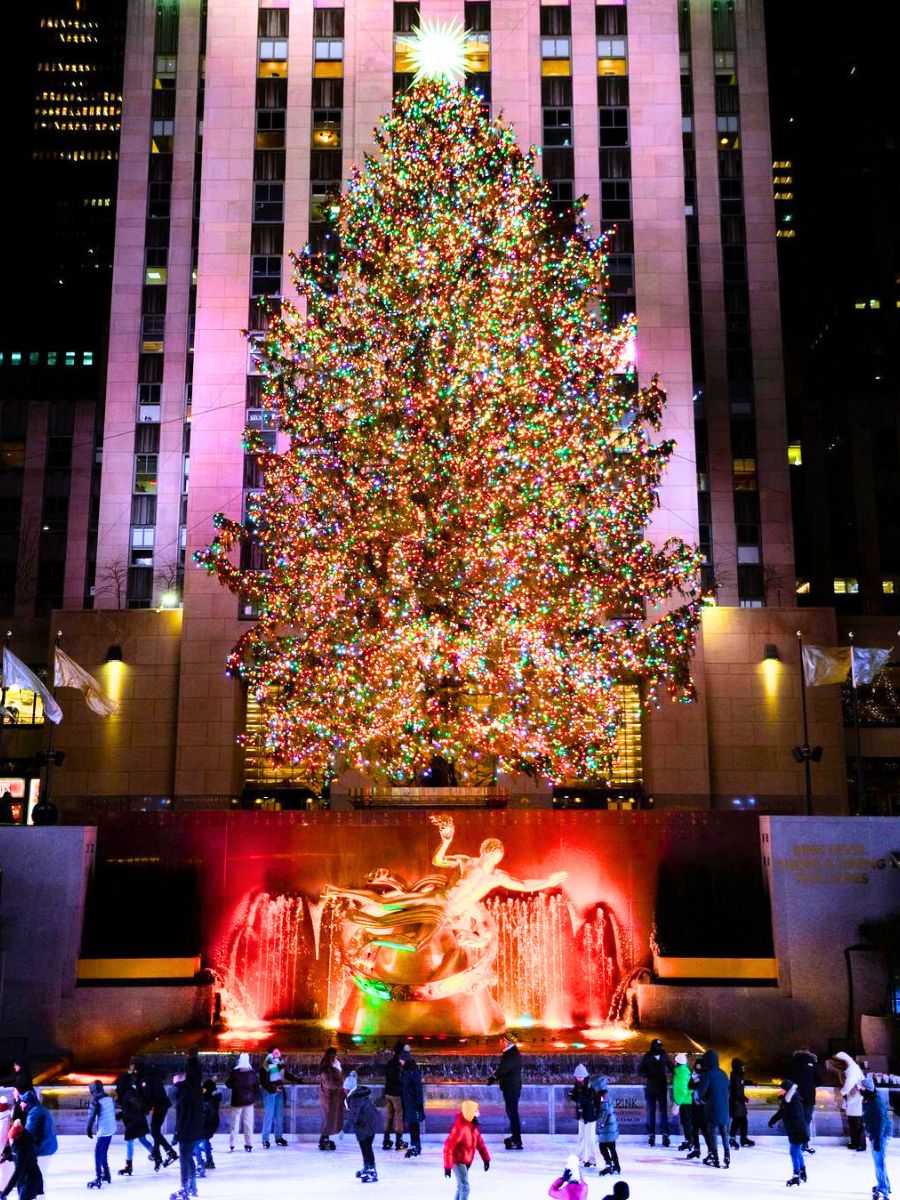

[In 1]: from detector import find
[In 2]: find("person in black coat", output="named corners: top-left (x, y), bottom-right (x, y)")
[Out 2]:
top-left (637, 1038), bottom-right (673, 1147)
top-left (382, 1042), bottom-right (408, 1152)
top-left (138, 1061), bottom-right (177, 1169)
top-left (728, 1058), bottom-right (754, 1149)
top-left (489, 1033), bottom-right (524, 1150)
top-left (696, 1050), bottom-right (730, 1168)
top-left (0, 1123), bottom-right (43, 1200)
top-left (195, 1080), bottom-right (221, 1171)
top-left (768, 1079), bottom-right (810, 1187)
top-left (173, 1073), bottom-right (204, 1197)
top-left (345, 1072), bottom-right (381, 1183)
top-left (116, 1071), bottom-right (153, 1176)
top-left (791, 1049), bottom-right (818, 1154)
top-left (399, 1051), bottom-right (425, 1158)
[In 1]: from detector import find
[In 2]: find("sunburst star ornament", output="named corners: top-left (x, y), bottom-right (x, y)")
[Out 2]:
top-left (398, 16), bottom-right (472, 85)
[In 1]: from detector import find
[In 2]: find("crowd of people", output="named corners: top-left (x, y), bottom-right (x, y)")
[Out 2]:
top-left (0, 1039), bottom-right (894, 1199)
top-left (634, 1039), bottom-right (893, 1194)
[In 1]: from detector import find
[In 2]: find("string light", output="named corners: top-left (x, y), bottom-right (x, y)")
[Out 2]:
top-left (196, 80), bottom-right (701, 787)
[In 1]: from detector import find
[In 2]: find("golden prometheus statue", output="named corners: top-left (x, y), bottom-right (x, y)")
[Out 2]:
top-left (323, 814), bottom-right (568, 1035)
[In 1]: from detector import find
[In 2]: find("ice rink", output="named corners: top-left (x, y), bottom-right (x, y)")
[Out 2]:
top-left (23, 1135), bottom-right (890, 1200)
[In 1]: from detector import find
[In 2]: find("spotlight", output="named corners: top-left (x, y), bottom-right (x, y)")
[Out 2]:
top-left (763, 643), bottom-right (780, 661)
top-left (105, 644), bottom-right (123, 662)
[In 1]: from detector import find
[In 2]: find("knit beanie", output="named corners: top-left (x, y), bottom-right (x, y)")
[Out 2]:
top-left (573, 1064), bottom-right (589, 1080)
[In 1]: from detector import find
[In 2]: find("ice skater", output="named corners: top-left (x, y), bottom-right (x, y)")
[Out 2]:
top-left (570, 1065), bottom-right (599, 1168)
top-left (696, 1050), bottom-right (730, 1168)
top-left (0, 1122), bottom-right (43, 1200)
top-left (399, 1048), bottom-right (425, 1158)
top-left (115, 1063), bottom-right (153, 1176)
top-left (171, 1069), bottom-right (203, 1198)
top-left (728, 1058), bottom-right (754, 1149)
top-left (382, 1043), bottom-right (408, 1152)
top-left (138, 1061), bottom-right (177, 1169)
top-left (637, 1038), bottom-right (672, 1147)
top-left (672, 1053), bottom-right (693, 1151)
top-left (595, 1078), bottom-right (621, 1177)
top-left (345, 1070), bottom-right (381, 1183)
top-left (195, 1079), bottom-right (221, 1172)
top-left (548, 1153), bottom-right (587, 1199)
top-left (318, 1047), bottom-right (345, 1152)
top-left (861, 1076), bottom-right (892, 1200)
top-left (768, 1078), bottom-right (810, 1187)
top-left (225, 1053), bottom-right (259, 1153)
top-left (443, 1100), bottom-right (490, 1200)
top-left (834, 1051), bottom-right (867, 1152)
top-left (488, 1032), bottom-right (523, 1150)
top-left (261, 1048), bottom-right (299, 1148)
top-left (85, 1079), bottom-right (116, 1188)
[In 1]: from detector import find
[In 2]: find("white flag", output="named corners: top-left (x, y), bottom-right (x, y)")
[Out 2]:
top-left (54, 647), bottom-right (120, 717)
top-left (801, 645), bottom-right (851, 687)
top-left (2, 647), bottom-right (62, 724)
top-left (851, 646), bottom-right (892, 687)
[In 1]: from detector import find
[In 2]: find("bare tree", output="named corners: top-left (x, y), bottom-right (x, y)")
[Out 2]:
top-left (95, 557), bottom-right (128, 609)
top-left (763, 564), bottom-right (791, 607)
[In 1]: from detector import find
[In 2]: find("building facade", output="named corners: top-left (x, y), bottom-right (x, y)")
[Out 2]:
top-left (10, 0), bottom-right (854, 812)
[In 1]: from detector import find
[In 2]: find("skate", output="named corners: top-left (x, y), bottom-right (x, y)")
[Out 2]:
top-left (685, 1148), bottom-right (700, 1160)
top-left (509, 1140), bottom-right (524, 1151)
top-left (678, 1141), bottom-right (691, 1151)
top-left (361, 1168), bottom-right (378, 1183)
top-left (169, 1190), bottom-right (189, 1200)
top-left (598, 1166), bottom-right (613, 1177)
top-left (326, 1138), bottom-right (337, 1151)
top-left (395, 1139), bottom-right (409, 1151)
top-left (702, 1153), bottom-right (715, 1165)
top-left (244, 1145), bottom-right (252, 1153)
top-left (102, 1168), bottom-right (112, 1184)
top-left (262, 1139), bottom-right (271, 1148)
top-left (786, 1175), bottom-right (800, 1187)
top-left (87, 1181), bottom-right (102, 1191)
top-left (382, 1137), bottom-right (392, 1151)
top-left (275, 1138), bottom-right (288, 1147)
top-left (723, 1156), bottom-right (730, 1169)
top-left (803, 1145), bottom-right (814, 1155)
top-left (403, 1146), bottom-right (420, 1158)
top-left (662, 1136), bottom-right (670, 1148)
top-left (206, 1159), bottom-right (215, 1170)
top-left (741, 1138), bottom-right (755, 1148)
top-left (119, 1161), bottom-right (133, 1176)
top-left (711, 1157), bottom-right (721, 1168)
top-left (318, 1136), bottom-right (331, 1151)
top-left (648, 1135), bottom-right (655, 1148)
top-left (799, 1168), bottom-right (807, 1183)
top-left (162, 1152), bottom-right (179, 1168)
top-left (730, 1137), bottom-right (740, 1149)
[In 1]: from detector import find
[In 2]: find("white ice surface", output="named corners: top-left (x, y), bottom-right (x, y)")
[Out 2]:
top-left (27, 1135), bottom-right (889, 1200)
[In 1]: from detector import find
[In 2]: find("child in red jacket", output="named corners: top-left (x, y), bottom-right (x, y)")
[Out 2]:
top-left (443, 1101), bottom-right (490, 1200)
top-left (549, 1154), bottom-right (588, 1200)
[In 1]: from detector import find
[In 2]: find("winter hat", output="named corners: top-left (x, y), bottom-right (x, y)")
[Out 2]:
top-left (779, 1079), bottom-right (795, 1093)
top-left (860, 1076), bottom-right (875, 1092)
top-left (565, 1153), bottom-right (581, 1176)
top-left (674, 1053), bottom-right (688, 1065)
top-left (236, 1053), bottom-right (251, 1070)
top-left (573, 1064), bottom-right (589, 1080)
top-left (594, 1077), bottom-right (610, 1092)
top-left (460, 1100), bottom-right (480, 1122)
top-left (649, 1038), bottom-right (662, 1052)
top-left (393, 1041), bottom-right (407, 1056)
top-left (344, 1071), bottom-right (359, 1092)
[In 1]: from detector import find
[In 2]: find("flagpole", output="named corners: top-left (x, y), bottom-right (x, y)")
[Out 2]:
top-left (848, 631), bottom-right (865, 814)
top-left (0, 630), bottom-right (11, 784)
top-left (42, 630), bottom-right (62, 818)
top-left (795, 631), bottom-right (813, 815)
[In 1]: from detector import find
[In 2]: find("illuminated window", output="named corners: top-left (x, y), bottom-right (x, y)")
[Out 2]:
top-left (715, 50), bottom-right (736, 73)
top-left (596, 36), bottom-right (626, 74)
top-left (82, 350), bottom-right (94, 366)
top-left (260, 38), bottom-right (288, 59)
top-left (29, 352), bottom-right (40, 367)
top-left (256, 107), bottom-right (285, 148)
top-left (732, 457), bottom-right (757, 490)
top-left (541, 36), bottom-right (571, 76)
top-left (868, 299), bottom-right (881, 309)
top-left (47, 351), bottom-right (57, 366)
top-left (312, 110), bottom-right (341, 148)
top-left (145, 265), bottom-right (168, 285)
top-left (1, 681), bottom-right (46, 726)
top-left (787, 441), bottom-right (802, 467)
top-left (65, 350), bottom-right (76, 367)
top-left (134, 454), bottom-right (159, 495)
top-left (10, 351), bottom-right (21, 366)
top-left (0, 442), bottom-right (26, 469)
top-left (776, 229), bottom-right (796, 239)
top-left (131, 525), bottom-right (155, 548)
top-left (883, 580), bottom-right (896, 595)
top-left (833, 578), bottom-right (859, 595)
top-left (467, 31), bottom-right (490, 73)
top-left (796, 580), bottom-right (810, 595)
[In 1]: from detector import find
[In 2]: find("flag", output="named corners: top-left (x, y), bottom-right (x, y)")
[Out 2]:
top-left (801, 645), bottom-right (851, 687)
top-left (54, 647), bottom-right (120, 717)
top-left (851, 646), bottom-right (892, 687)
top-left (1, 647), bottom-right (62, 724)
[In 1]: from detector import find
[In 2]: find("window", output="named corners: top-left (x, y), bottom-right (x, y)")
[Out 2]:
top-left (82, 351), bottom-right (94, 367)
top-left (254, 180), bottom-right (284, 223)
top-left (833, 578), bottom-right (859, 595)
top-left (256, 107), bottom-right (285, 148)
top-left (547, 179), bottom-right (574, 213)
top-left (467, 32), bottom-right (490, 72)
top-left (47, 351), bottom-right (58, 365)
top-left (597, 36), bottom-right (628, 77)
top-left (883, 580), bottom-right (896, 595)
top-left (252, 255), bottom-right (282, 295)
top-left (599, 106), bottom-right (628, 146)
top-left (541, 37), bottom-right (571, 76)
top-left (134, 454), bottom-right (158, 494)
top-left (787, 442), bottom-right (802, 467)
top-left (312, 109), bottom-right (341, 149)
top-left (543, 107), bottom-right (572, 147)
top-left (151, 119), bottom-right (174, 153)
top-left (713, 50), bottom-right (735, 73)
top-left (310, 182), bottom-right (340, 223)
top-left (314, 39), bottom-right (344, 77)
top-left (141, 315), bottom-right (165, 351)
top-left (601, 178), bottom-right (630, 220)
top-left (732, 457), bottom-right (757, 490)
top-left (65, 350), bottom-right (76, 367)
top-left (131, 526), bottom-right (155, 548)
top-left (258, 39), bottom-right (288, 78)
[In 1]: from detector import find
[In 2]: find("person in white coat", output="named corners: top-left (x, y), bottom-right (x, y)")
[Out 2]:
top-left (833, 1052), bottom-right (866, 1151)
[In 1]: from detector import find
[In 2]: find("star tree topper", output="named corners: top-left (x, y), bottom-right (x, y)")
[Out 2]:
top-left (398, 17), bottom-right (477, 85)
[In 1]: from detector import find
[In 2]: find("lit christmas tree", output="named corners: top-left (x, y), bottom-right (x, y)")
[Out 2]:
top-left (197, 74), bottom-right (701, 787)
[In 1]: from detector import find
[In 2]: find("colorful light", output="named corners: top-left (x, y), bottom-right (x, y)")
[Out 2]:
top-left (197, 80), bottom-right (701, 788)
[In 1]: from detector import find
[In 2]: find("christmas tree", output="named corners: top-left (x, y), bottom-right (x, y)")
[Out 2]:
top-left (197, 77), bottom-right (701, 787)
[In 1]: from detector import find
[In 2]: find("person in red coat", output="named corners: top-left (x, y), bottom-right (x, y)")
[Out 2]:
top-left (443, 1101), bottom-right (490, 1200)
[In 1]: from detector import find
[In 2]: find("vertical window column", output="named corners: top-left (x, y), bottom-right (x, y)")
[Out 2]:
top-left (465, 1), bottom-right (491, 109)
top-left (540, 1), bottom-right (574, 219)
top-left (597, 2), bottom-right (632, 327)
top-left (310, 5), bottom-right (343, 260)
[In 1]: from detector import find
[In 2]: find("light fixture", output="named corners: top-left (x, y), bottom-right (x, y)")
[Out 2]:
top-left (105, 644), bottom-right (123, 662)
top-left (158, 590), bottom-right (180, 610)
top-left (763, 643), bottom-right (779, 661)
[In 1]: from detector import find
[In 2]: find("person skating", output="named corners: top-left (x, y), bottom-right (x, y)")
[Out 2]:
top-left (696, 1049), bottom-right (730, 1168)
top-left (768, 1078), bottom-right (810, 1187)
top-left (318, 1047), bottom-right (344, 1152)
top-left (595, 1078), bottom-right (621, 1177)
top-left (548, 1153), bottom-right (587, 1200)
top-left (672, 1053), bottom-right (693, 1151)
top-left (115, 1062), bottom-right (153, 1175)
top-left (791, 1049), bottom-right (818, 1155)
top-left (834, 1051), bottom-right (867, 1151)
top-left (86, 1079), bottom-right (116, 1188)
top-left (382, 1043), bottom-right (408, 1152)
top-left (637, 1038), bottom-right (672, 1147)
top-left (225, 1053), bottom-right (259, 1153)
top-left (0, 1094), bottom-right (15, 1195)
top-left (138, 1061), bottom-right (177, 1169)
top-left (0, 1122), bottom-right (43, 1200)
top-left (684, 1056), bottom-right (707, 1160)
top-left (171, 1070), bottom-right (203, 1199)
top-left (20, 1089), bottom-right (57, 1159)
top-left (260, 1047), bottom-right (299, 1148)
top-left (195, 1080), bottom-right (221, 1172)
top-left (570, 1065), bottom-right (599, 1169)
top-left (601, 1182), bottom-right (629, 1200)
top-left (443, 1100), bottom-right (490, 1200)
top-left (399, 1048), bottom-right (425, 1158)
top-left (488, 1032), bottom-right (523, 1150)
top-left (861, 1076), bottom-right (892, 1200)
top-left (345, 1070), bottom-right (381, 1183)
top-left (728, 1058), bottom-right (754, 1149)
